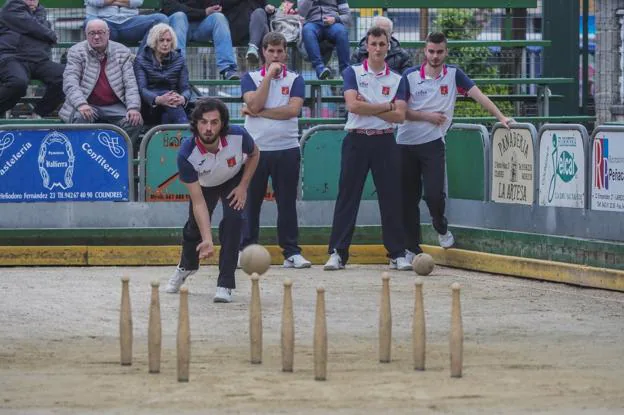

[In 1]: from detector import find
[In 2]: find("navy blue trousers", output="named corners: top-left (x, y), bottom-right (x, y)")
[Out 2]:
top-left (179, 171), bottom-right (243, 289)
top-left (241, 147), bottom-right (302, 259)
top-left (328, 132), bottom-right (405, 264)
top-left (0, 58), bottom-right (64, 116)
top-left (399, 138), bottom-right (448, 254)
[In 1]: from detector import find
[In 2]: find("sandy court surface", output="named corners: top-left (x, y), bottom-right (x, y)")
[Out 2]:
top-left (1, 263), bottom-right (623, 414)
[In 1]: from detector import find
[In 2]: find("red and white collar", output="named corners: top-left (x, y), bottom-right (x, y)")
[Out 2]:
top-left (363, 59), bottom-right (390, 77)
top-left (195, 135), bottom-right (228, 155)
top-left (260, 64), bottom-right (288, 79)
top-left (419, 63), bottom-right (448, 80)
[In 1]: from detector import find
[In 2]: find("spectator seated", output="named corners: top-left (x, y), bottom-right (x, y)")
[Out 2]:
top-left (134, 23), bottom-right (190, 125)
top-left (162, 0), bottom-right (240, 80)
top-left (84, 0), bottom-right (168, 51)
top-left (60, 19), bottom-right (143, 149)
top-left (298, 0), bottom-right (350, 79)
top-left (350, 15), bottom-right (412, 75)
top-left (0, 0), bottom-right (64, 118)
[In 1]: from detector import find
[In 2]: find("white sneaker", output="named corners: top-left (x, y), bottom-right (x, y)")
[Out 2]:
top-left (323, 251), bottom-right (344, 271)
top-left (214, 286), bottom-right (233, 303)
top-left (283, 254), bottom-right (312, 269)
top-left (165, 266), bottom-right (196, 293)
top-left (246, 44), bottom-right (259, 65)
top-left (390, 256), bottom-right (413, 271)
top-left (405, 250), bottom-right (417, 265)
top-left (438, 231), bottom-right (455, 249)
top-left (237, 251), bottom-right (242, 269)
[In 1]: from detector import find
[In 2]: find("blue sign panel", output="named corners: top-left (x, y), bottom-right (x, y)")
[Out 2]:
top-left (0, 128), bottom-right (130, 202)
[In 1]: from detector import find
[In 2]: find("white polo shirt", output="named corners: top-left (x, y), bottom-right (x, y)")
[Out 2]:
top-left (177, 125), bottom-right (255, 188)
top-left (342, 60), bottom-right (406, 131)
top-left (397, 64), bottom-right (475, 145)
top-left (240, 65), bottom-right (305, 151)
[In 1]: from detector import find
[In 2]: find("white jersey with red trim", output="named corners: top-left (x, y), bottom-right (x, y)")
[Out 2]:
top-left (342, 60), bottom-right (407, 131)
top-left (240, 65), bottom-right (305, 151)
top-left (177, 125), bottom-right (255, 188)
top-left (397, 64), bottom-right (475, 145)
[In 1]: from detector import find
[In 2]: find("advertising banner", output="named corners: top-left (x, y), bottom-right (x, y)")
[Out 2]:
top-left (538, 128), bottom-right (586, 208)
top-left (491, 127), bottom-right (535, 205)
top-left (0, 128), bottom-right (131, 202)
top-left (143, 129), bottom-right (192, 202)
top-left (592, 130), bottom-right (624, 212)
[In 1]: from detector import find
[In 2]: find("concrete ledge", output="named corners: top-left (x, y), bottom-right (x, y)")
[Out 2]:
top-left (2, 244), bottom-right (623, 292)
top-left (425, 246), bottom-right (624, 292)
top-left (0, 246), bottom-right (88, 266)
top-left (88, 246), bottom-right (189, 266)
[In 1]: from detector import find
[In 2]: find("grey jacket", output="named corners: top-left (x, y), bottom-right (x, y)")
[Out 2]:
top-left (298, 0), bottom-right (350, 26)
top-left (60, 40), bottom-right (141, 122)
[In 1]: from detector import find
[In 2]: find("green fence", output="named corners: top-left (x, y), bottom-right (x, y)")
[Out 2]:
top-left (445, 124), bottom-right (489, 200)
top-left (140, 128), bottom-right (192, 202)
top-left (300, 124), bottom-right (490, 201)
top-left (300, 127), bottom-right (377, 201)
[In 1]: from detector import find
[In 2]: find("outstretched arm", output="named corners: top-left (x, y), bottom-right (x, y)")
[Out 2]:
top-left (467, 86), bottom-right (514, 128)
top-left (183, 180), bottom-right (215, 259)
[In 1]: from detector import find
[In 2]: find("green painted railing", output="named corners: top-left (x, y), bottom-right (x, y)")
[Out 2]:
top-left (33, 0), bottom-right (536, 9)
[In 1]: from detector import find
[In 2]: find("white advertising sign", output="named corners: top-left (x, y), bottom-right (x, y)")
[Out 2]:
top-left (591, 131), bottom-right (624, 212)
top-left (538, 129), bottom-right (585, 208)
top-left (491, 128), bottom-right (535, 205)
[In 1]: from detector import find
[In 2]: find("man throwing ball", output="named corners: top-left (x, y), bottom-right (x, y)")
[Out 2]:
top-left (166, 98), bottom-right (260, 303)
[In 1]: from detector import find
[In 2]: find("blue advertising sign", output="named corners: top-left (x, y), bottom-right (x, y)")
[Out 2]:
top-left (0, 127), bottom-right (131, 202)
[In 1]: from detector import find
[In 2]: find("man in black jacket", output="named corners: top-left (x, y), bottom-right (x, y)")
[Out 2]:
top-left (0, 0), bottom-right (64, 117)
top-left (350, 15), bottom-right (412, 75)
top-left (162, 0), bottom-right (240, 80)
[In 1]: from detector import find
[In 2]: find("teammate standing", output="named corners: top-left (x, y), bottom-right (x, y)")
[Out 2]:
top-left (324, 26), bottom-right (412, 271)
top-left (398, 31), bottom-right (513, 262)
top-left (239, 32), bottom-right (312, 269)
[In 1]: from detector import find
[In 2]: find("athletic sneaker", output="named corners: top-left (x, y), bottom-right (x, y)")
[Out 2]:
top-left (221, 69), bottom-right (240, 81)
top-left (317, 67), bottom-right (331, 80)
top-left (323, 250), bottom-right (344, 271)
top-left (405, 250), bottom-right (419, 266)
top-left (246, 44), bottom-right (259, 66)
top-left (214, 286), bottom-right (233, 303)
top-left (438, 231), bottom-right (455, 249)
top-left (389, 256), bottom-right (413, 271)
top-left (283, 254), bottom-right (312, 269)
top-left (237, 250), bottom-right (242, 269)
top-left (165, 266), bottom-right (196, 293)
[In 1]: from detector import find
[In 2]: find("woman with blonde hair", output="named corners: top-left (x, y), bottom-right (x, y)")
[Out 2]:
top-left (134, 23), bottom-right (190, 125)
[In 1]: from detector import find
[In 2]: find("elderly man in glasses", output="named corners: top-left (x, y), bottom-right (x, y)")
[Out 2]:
top-left (60, 19), bottom-right (143, 150)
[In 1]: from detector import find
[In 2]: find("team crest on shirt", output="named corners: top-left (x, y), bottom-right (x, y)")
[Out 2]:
top-left (281, 86), bottom-right (290, 95)
top-left (440, 85), bottom-right (449, 95)
top-left (227, 157), bottom-right (236, 167)
top-left (382, 86), bottom-right (390, 96)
